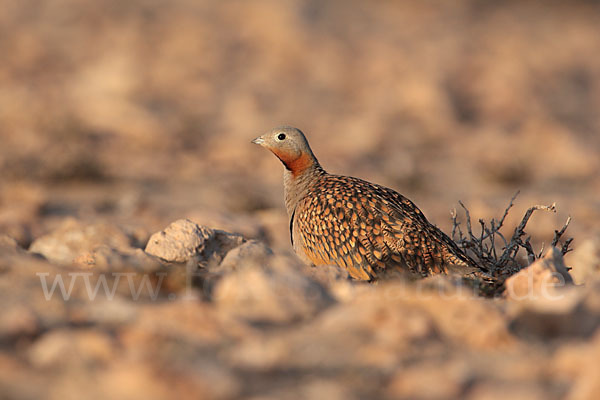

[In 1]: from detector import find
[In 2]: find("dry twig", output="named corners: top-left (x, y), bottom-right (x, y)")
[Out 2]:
top-left (451, 192), bottom-right (573, 277)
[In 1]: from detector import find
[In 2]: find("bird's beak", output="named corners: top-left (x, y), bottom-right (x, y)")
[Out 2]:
top-left (251, 136), bottom-right (265, 146)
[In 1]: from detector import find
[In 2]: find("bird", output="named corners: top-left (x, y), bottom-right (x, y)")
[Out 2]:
top-left (251, 126), bottom-right (491, 282)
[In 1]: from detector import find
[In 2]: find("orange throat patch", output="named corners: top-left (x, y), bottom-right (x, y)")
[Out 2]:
top-left (277, 151), bottom-right (314, 177)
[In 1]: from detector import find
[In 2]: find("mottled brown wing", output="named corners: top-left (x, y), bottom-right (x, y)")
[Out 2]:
top-left (293, 175), bottom-right (426, 279)
top-left (294, 174), bottom-right (484, 280)
top-left (343, 177), bottom-right (454, 277)
top-left (293, 176), bottom-right (381, 280)
top-left (373, 182), bottom-right (484, 273)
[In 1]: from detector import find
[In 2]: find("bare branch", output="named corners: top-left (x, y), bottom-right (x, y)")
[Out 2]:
top-left (551, 216), bottom-right (572, 248)
top-left (498, 202), bottom-right (557, 268)
top-left (561, 237), bottom-right (574, 255)
top-left (459, 201), bottom-right (474, 240)
top-left (497, 190), bottom-right (519, 228)
top-left (450, 195), bottom-right (574, 278)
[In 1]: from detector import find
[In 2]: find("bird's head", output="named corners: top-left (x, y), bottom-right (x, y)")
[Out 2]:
top-left (252, 126), bottom-right (318, 176)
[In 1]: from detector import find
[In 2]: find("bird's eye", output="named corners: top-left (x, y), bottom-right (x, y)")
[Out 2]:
top-left (277, 133), bottom-right (286, 140)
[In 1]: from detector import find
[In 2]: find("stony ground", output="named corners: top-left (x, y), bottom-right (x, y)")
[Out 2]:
top-left (1, 219), bottom-right (600, 400)
top-left (1, 0), bottom-right (600, 399)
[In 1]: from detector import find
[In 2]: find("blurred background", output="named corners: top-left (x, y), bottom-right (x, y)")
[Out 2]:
top-left (1, 0), bottom-right (599, 255)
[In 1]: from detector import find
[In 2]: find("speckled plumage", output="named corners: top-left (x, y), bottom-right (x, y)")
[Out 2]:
top-left (252, 126), bottom-right (489, 281)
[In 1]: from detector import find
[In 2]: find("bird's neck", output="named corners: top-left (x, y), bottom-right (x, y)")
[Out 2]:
top-left (283, 158), bottom-right (324, 218)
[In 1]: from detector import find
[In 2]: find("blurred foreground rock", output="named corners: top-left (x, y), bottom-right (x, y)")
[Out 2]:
top-left (29, 218), bottom-right (135, 265)
top-left (504, 248), bottom-right (600, 340)
top-left (0, 235), bottom-right (23, 255)
top-left (567, 235), bottom-right (600, 285)
top-left (504, 247), bottom-right (573, 299)
top-left (213, 256), bottom-right (333, 324)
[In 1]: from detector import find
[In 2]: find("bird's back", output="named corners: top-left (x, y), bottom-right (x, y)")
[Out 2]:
top-left (291, 173), bottom-right (484, 281)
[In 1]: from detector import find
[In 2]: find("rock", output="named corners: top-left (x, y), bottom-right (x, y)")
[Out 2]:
top-left (504, 247), bottom-right (573, 300)
top-left (186, 210), bottom-right (267, 245)
top-left (301, 380), bottom-right (356, 400)
top-left (145, 219), bottom-right (214, 263)
top-left (413, 287), bottom-right (516, 350)
top-left (217, 239), bottom-right (272, 272)
top-left (566, 235), bottom-right (600, 285)
top-left (552, 331), bottom-right (600, 400)
top-left (0, 235), bottom-right (24, 255)
top-left (0, 304), bottom-right (39, 341)
top-left (82, 297), bottom-right (138, 327)
top-left (301, 263), bottom-right (357, 302)
top-left (502, 248), bottom-right (598, 340)
top-left (213, 257), bottom-right (334, 324)
top-left (386, 360), bottom-right (470, 399)
top-left (507, 277), bottom-right (600, 340)
top-left (74, 245), bottom-right (162, 272)
top-left (145, 219), bottom-right (245, 264)
top-left (120, 300), bottom-right (247, 349)
top-left (226, 281), bottom-right (513, 373)
top-left (117, 301), bottom-right (245, 400)
top-left (465, 383), bottom-right (550, 400)
top-left (29, 218), bottom-right (134, 265)
top-left (92, 362), bottom-right (174, 400)
top-left (0, 182), bottom-right (44, 247)
top-left (198, 240), bottom-right (274, 302)
top-left (301, 263), bottom-right (350, 286)
top-left (28, 329), bottom-right (115, 368)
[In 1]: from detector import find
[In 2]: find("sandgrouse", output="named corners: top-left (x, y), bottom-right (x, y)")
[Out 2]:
top-left (252, 126), bottom-right (489, 281)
